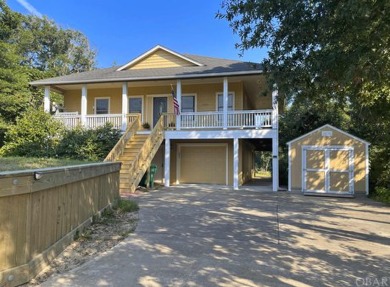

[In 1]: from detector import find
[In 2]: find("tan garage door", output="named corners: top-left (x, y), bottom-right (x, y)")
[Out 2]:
top-left (179, 144), bottom-right (227, 185)
top-left (303, 146), bottom-right (354, 194)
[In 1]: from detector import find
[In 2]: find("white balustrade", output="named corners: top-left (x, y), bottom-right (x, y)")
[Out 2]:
top-left (54, 110), bottom-right (273, 130)
top-left (175, 110), bottom-right (272, 130)
top-left (85, 114), bottom-right (123, 129)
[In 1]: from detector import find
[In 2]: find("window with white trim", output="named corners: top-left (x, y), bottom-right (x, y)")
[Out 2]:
top-left (181, 95), bottom-right (195, 113)
top-left (95, 98), bottom-right (110, 114)
top-left (217, 93), bottom-right (234, 111)
top-left (129, 97), bottom-right (143, 114)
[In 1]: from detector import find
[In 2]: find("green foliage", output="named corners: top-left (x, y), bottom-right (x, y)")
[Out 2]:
top-left (0, 156), bottom-right (96, 172)
top-left (0, 109), bottom-right (64, 157)
top-left (372, 187), bottom-right (390, 204)
top-left (56, 123), bottom-right (121, 161)
top-left (0, 118), bottom-right (7, 146)
top-left (117, 199), bottom-right (139, 213)
top-left (219, 0), bottom-right (390, 194)
top-left (218, 0), bottom-right (390, 102)
top-left (0, 1), bottom-right (96, 125)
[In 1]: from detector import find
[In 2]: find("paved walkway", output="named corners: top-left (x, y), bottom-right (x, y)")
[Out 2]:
top-left (42, 185), bottom-right (390, 287)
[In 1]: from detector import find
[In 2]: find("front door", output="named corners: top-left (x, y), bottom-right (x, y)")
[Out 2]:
top-left (153, 97), bottom-right (167, 126)
top-left (302, 146), bottom-right (354, 194)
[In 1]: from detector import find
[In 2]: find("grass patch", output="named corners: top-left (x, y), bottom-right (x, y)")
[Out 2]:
top-left (117, 199), bottom-right (139, 213)
top-left (254, 170), bottom-right (271, 179)
top-left (0, 156), bottom-right (97, 172)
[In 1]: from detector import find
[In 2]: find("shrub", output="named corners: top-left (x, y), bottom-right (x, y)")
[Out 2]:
top-left (0, 109), bottom-right (64, 157)
top-left (56, 123), bottom-right (121, 161)
top-left (371, 187), bottom-right (390, 204)
top-left (0, 119), bottom-right (8, 147)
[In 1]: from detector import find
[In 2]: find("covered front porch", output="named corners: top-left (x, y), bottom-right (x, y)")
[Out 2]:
top-left (42, 75), bottom-right (277, 131)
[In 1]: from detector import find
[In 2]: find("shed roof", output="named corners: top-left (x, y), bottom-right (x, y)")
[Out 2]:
top-left (286, 124), bottom-right (370, 146)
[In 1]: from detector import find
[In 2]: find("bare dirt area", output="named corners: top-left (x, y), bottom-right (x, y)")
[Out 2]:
top-left (22, 207), bottom-right (139, 286)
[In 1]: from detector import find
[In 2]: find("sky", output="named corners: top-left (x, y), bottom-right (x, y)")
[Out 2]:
top-left (7, 0), bottom-right (268, 68)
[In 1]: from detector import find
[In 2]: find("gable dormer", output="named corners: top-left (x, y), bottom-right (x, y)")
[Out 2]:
top-left (117, 45), bottom-right (204, 71)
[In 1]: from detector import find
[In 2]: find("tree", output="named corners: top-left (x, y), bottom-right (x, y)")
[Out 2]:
top-left (15, 16), bottom-right (96, 76)
top-left (218, 0), bottom-right (390, 196)
top-left (218, 0), bottom-right (390, 104)
top-left (0, 1), bottom-right (97, 126)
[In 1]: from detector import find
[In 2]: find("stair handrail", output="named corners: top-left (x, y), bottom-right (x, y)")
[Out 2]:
top-left (127, 115), bottom-right (165, 189)
top-left (104, 114), bottom-right (141, 162)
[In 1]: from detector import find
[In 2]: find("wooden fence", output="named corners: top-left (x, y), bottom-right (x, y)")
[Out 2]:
top-left (0, 162), bottom-right (121, 287)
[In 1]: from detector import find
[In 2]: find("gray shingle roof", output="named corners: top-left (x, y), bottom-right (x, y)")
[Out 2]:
top-left (30, 54), bottom-right (263, 86)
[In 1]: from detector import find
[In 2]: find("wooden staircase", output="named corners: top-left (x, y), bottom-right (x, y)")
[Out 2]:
top-left (118, 134), bottom-right (149, 192)
top-left (105, 114), bottom-right (165, 194)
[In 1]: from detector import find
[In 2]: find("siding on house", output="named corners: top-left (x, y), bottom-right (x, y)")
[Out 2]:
top-left (62, 81), bottom-right (263, 122)
top-left (240, 140), bottom-right (255, 185)
top-left (129, 49), bottom-right (197, 69)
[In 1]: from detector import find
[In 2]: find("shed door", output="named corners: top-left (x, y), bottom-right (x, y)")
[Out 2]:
top-left (178, 144), bottom-right (227, 185)
top-left (303, 147), bottom-right (354, 194)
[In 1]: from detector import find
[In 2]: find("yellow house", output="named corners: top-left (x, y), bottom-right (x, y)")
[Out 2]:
top-left (31, 45), bottom-right (279, 192)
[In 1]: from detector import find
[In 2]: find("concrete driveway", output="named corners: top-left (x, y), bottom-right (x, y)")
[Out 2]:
top-left (42, 185), bottom-right (390, 287)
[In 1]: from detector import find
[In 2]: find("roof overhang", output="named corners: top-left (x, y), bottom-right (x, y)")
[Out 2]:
top-left (30, 70), bottom-right (263, 87)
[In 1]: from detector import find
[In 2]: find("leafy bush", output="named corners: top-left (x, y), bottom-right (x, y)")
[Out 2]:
top-left (371, 187), bottom-right (390, 204)
top-left (0, 119), bottom-right (8, 147)
top-left (56, 123), bottom-right (121, 161)
top-left (0, 109), bottom-right (64, 157)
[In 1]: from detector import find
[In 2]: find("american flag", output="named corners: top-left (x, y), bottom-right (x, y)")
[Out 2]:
top-left (172, 86), bottom-right (180, 115)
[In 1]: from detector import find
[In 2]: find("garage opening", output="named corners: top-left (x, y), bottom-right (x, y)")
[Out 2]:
top-left (177, 143), bottom-right (228, 185)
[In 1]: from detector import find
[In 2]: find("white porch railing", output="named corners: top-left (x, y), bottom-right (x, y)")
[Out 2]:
top-left (166, 109), bottom-right (273, 130)
top-left (85, 114), bottom-right (123, 129)
top-left (53, 112), bottom-right (81, 128)
top-left (54, 110), bottom-right (273, 130)
top-left (53, 113), bottom-right (140, 130)
top-left (227, 109), bottom-right (273, 128)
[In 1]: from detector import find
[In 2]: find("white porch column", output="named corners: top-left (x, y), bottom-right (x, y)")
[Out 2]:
top-left (176, 79), bottom-right (182, 130)
top-left (121, 82), bottom-right (128, 131)
top-left (81, 85), bottom-right (87, 126)
top-left (272, 87), bottom-right (279, 192)
top-left (272, 88), bottom-right (279, 130)
top-left (223, 77), bottom-right (228, 129)
top-left (233, 138), bottom-right (239, 190)
top-left (44, 86), bottom-right (50, 113)
top-left (164, 139), bottom-right (171, 187)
